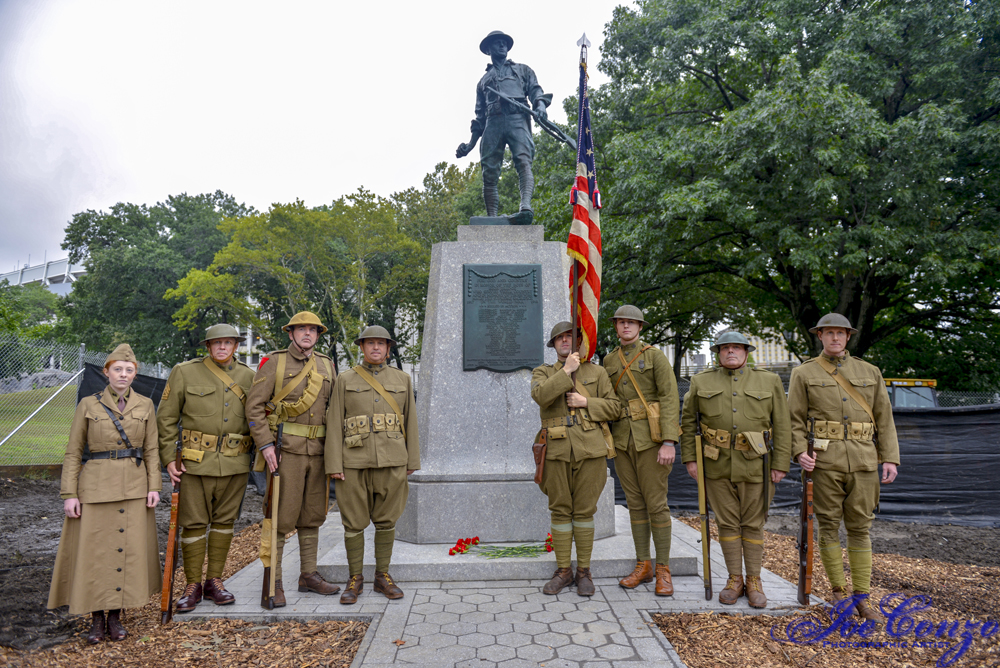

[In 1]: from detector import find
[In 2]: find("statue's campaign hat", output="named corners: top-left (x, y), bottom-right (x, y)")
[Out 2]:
top-left (480, 30), bottom-right (514, 54)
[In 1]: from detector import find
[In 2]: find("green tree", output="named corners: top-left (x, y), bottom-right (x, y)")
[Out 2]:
top-left (60, 191), bottom-right (254, 364)
top-left (594, 0), bottom-right (1000, 374)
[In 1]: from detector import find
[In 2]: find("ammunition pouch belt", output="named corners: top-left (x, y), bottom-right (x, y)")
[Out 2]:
top-left (699, 424), bottom-right (772, 452)
top-left (343, 414), bottom-right (401, 436)
top-left (181, 430), bottom-right (253, 461)
top-left (277, 422), bottom-right (327, 439)
top-left (84, 448), bottom-right (143, 465)
top-left (541, 415), bottom-right (583, 429)
top-left (811, 420), bottom-right (875, 449)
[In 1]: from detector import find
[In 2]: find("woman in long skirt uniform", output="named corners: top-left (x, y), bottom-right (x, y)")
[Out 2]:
top-left (47, 344), bottom-right (162, 643)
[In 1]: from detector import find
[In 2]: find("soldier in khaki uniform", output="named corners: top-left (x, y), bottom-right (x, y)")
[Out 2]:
top-left (789, 313), bottom-right (900, 621)
top-left (681, 331), bottom-right (791, 607)
top-left (247, 312), bottom-right (340, 607)
top-left (531, 321), bottom-right (620, 596)
top-left (603, 305), bottom-right (679, 595)
top-left (326, 326), bottom-right (420, 604)
top-left (157, 324), bottom-right (255, 611)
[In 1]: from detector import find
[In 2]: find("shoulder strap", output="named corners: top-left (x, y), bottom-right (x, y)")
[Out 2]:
top-left (614, 345), bottom-right (654, 392)
top-left (815, 357), bottom-right (876, 424)
top-left (202, 357), bottom-right (247, 405)
top-left (99, 402), bottom-right (135, 449)
top-left (353, 366), bottom-right (406, 439)
top-left (272, 354), bottom-right (316, 405)
top-left (618, 347), bottom-right (655, 418)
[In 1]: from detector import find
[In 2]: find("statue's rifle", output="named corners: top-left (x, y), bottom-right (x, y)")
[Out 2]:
top-left (160, 426), bottom-right (183, 624)
top-left (261, 424), bottom-right (283, 609)
top-left (486, 86), bottom-right (577, 152)
top-left (694, 412), bottom-right (712, 600)
top-left (797, 417), bottom-right (816, 605)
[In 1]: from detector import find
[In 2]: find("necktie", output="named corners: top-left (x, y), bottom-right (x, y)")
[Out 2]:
top-left (118, 395), bottom-right (126, 412)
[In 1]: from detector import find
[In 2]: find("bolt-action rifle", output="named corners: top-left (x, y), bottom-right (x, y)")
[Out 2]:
top-left (260, 424), bottom-right (283, 609)
top-left (797, 417), bottom-right (816, 605)
top-left (160, 427), bottom-right (183, 624)
top-left (694, 412), bottom-right (712, 600)
top-left (485, 86), bottom-right (578, 152)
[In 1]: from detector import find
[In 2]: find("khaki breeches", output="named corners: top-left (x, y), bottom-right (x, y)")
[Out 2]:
top-left (272, 452), bottom-right (329, 534)
top-left (177, 472), bottom-right (248, 529)
top-left (540, 454), bottom-right (605, 524)
top-left (616, 434), bottom-right (671, 521)
top-left (335, 466), bottom-right (409, 534)
top-left (705, 477), bottom-right (775, 534)
top-left (812, 469), bottom-right (880, 540)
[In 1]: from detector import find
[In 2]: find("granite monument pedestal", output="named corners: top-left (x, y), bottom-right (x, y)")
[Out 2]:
top-left (396, 225), bottom-right (616, 544)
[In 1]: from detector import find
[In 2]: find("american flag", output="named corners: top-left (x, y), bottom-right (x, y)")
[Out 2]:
top-left (567, 42), bottom-right (602, 361)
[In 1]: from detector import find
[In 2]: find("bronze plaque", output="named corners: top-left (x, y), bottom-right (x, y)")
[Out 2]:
top-left (463, 264), bottom-right (543, 372)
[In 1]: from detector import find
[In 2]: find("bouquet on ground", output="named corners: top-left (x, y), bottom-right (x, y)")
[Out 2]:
top-left (447, 533), bottom-right (554, 559)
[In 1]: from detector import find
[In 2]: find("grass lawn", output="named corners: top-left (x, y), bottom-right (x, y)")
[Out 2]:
top-left (0, 385), bottom-right (77, 466)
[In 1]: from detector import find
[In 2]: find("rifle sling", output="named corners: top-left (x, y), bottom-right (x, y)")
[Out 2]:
top-left (202, 357), bottom-right (247, 405)
top-left (353, 366), bottom-right (406, 439)
top-left (815, 357), bottom-right (877, 425)
top-left (614, 345), bottom-right (653, 393)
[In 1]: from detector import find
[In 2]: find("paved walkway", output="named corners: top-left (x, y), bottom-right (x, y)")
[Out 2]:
top-left (187, 511), bottom-right (816, 668)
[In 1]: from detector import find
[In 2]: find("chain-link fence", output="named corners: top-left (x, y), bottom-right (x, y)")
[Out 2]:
top-left (0, 335), bottom-right (168, 468)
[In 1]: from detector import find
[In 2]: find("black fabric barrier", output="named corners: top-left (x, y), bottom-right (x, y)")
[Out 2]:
top-left (610, 404), bottom-right (1000, 528)
top-left (78, 363), bottom-right (168, 408)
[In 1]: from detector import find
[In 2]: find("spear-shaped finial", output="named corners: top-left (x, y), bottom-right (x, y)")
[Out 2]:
top-left (577, 33), bottom-right (592, 49)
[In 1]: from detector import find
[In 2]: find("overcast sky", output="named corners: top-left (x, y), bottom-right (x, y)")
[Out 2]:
top-left (0, 0), bottom-right (632, 273)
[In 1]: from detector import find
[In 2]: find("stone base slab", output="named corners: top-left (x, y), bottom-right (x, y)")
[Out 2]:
top-left (319, 505), bottom-right (698, 583)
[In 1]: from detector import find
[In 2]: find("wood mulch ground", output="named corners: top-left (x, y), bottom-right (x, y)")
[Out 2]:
top-left (0, 523), bottom-right (368, 668)
top-left (661, 517), bottom-right (1000, 668)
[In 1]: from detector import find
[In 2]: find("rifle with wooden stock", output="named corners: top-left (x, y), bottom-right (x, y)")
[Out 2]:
top-left (160, 427), bottom-right (183, 624)
top-left (797, 417), bottom-right (816, 605)
top-left (694, 412), bottom-right (712, 600)
top-left (261, 424), bottom-right (283, 609)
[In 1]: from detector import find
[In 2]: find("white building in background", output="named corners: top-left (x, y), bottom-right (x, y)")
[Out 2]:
top-left (745, 332), bottom-right (797, 365)
top-left (0, 258), bottom-right (86, 296)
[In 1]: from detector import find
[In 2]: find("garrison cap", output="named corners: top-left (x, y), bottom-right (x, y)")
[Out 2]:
top-left (710, 331), bottom-right (756, 354)
top-left (283, 311), bottom-right (328, 335)
top-left (355, 325), bottom-right (396, 347)
top-left (480, 30), bottom-right (514, 54)
top-left (809, 313), bottom-right (858, 335)
top-left (610, 304), bottom-right (650, 328)
top-left (104, 343), bottom-right (138, 369)
top-left (546, 321), bottom-right (574, 348)
top-left (201, 323), bottom-right (244, 347)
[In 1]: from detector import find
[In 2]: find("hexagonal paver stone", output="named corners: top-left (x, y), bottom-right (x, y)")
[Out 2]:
top-left (516, 643), bottom-right (556, 662)
top-left (497, 658), bottom-right (544, 668)
top-left (494, 611), bottom-right (529, 624)
top-left (412, 594), bottom-right (430, 605)
top-left (478, 601), bottom-right (513, 614)
top-left (458, 633), bottom-right (497, 649)
top-left (557, 643), bottom-right (598, 660)
top-left (455, 660), bottom-right (496, 668)
top-left (492, 593), bottom-right (526, 605)
top-left (476, 621), bottom-right (514, 636)
top-left (433, 644), bottom-right (478, 664)
top-left (597, 642), bottom-right (636, 660)
top-left (419, 633), bottom-right (459, 649)
top-left (528, 610), bottom-right (563, 624)
top-left (565, 609), bottom-right (599, 624)
top-left (495, 632), bottom-right (531, 648)
top-left (586, 621), bottom-right (621, 635)
top-left (425, 611), bottom-right (461, 625)
top-left (440, 621), bottom-right (478, 636)
top-left (407, 613), bottom-right (425, 624)
top-left (512, 620), bottom-right (548, 636)
top-left (444, 602), bottom-right (478, 614)
top-left (580, 661), bottom-right (613, 668)
top-left (461, 611), bottom-right (495, 624)
top-left (464, 593), bottom-right (493, 604)
top-left (429, 592), bottom-right (462, 604)
top-left (533, 631), bottom-right (571, 648)
top-left (571, 631), bottom-right (608, 648)
top-left (411, 602), bottom-right (444, 614)
top-left (478, 644), bottom-right (516, 662)
top-left (543, 601), bottom-right (577, 613)
top-left (549, 620), bottom-right (586, 635)
top-left (404, 622), bottom-right (442, 636)
top-left (578, 600), bottom-right (610, 612)
top-left (511, 601), bottom-right (544, 613)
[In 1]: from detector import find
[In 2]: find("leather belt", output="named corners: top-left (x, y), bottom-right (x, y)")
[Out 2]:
top-left (541, 415), bottom-right (582, 429)
top-left (85, 448), bottom-right (143, 465)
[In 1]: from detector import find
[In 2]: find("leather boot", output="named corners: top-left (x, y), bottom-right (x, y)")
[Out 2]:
top-left (575, 567), bottom-right (595, 596)
top-left (853, 592), bottom-right (881, 622)
top-left (86, 611), bottom-right (105, 645)
top-left (719, 575), bottom-right (744, 605)
top-left (298, 571), bottom-right (341, 595)
top-left (619, 560), bottom-right (653, 589)
top-left (273, 580), bottom-right (286, 608)
top-left (746, 576), bottom-right (767, 608)
top-left (204, 577), bottom-right (236, 605)
top-left (830, 585), bottom-right (850, 606)
top-left (655, 563), bottom-right (673, 596)
top-left (340, 574), bottom-right (364, 605)
top-left (106, 610), bottom-right (126, 641)
top-left (176, 582), bottom-right (203, 613)
top-left (543, 567), bottom-right (575, 595)
top-left (374, 571), bottom-right (404, 600)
